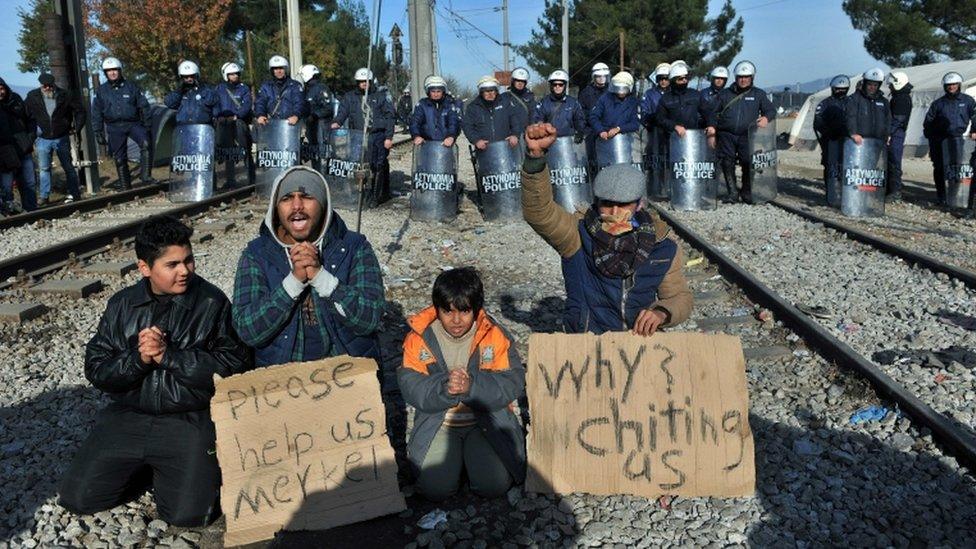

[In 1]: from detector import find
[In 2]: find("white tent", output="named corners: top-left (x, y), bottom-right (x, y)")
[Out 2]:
top-left (789, 58), bottom-right (976, 157)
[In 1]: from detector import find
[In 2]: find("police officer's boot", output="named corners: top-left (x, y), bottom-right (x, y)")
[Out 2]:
top-left (115, 159), bottom-right (132, 190)
top-left (376, 163), bottom-right (391, 205)
top-left (740, 163), bottom-right (753, 204)
top-left (139, 147), bottom-right (154, 185)
top-left (721, 162), bottom-right (739, 203)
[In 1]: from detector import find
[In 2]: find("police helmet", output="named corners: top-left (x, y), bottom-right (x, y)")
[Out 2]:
top-left (888, 71), bottom-right (909, 91)
top-left (668, 64), bottom-right (689, 80)
top-left (477, 75), bottom-right (500, 91)
top-left (610, 71), bottom-right (634, 95)
top-left (424, 75), bottom-right (447, 93)
top-left (733, 61), bottom-right (756, 77)
top-left (268, 55), bottom-right (289, 70)
top-left (654, 63), bottom-right (671, 81)
top-left (829, 74), bottom-right (851, 90)
top-left (548, 69), bottom-right (569, 85)
top-left (102, 57), bottom-right (122, 71)
top-left (178, 60), bottom-right (200, 77)
top-left (943, 72), bottom-right (964, 86)
top-left (710, 66), bottom-right (729, 80)
top-left (354, 67), bottom-right (373, 81)
top-left (511, 67), bottom-right (530, 82)
top-left (591, 62), bottom-right (610, 77)
top-left (222, 62), bottom-right (242, 81)
top-left (862, 67), bottom-right (885, 83)
top-left (299, 64), bottom-right (320, 84)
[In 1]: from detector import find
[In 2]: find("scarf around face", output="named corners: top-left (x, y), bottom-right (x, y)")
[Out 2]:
top-left (584, 208), bottom-right (658, 279)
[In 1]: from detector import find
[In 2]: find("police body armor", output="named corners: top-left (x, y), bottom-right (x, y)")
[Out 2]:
top-left (596, 132), bottom-right (642, 170)
top-left (169, 124), bottom-right (215, 203)
top-left (214, 118), bottom-right (251, 188)
top-left (410, 141), bottom-right (460, 222)
top-left (255, 119), bottom-right (302, 198)
top-left (475, 140), bottom-right (522, 221)
top-left (942, 137), bottom-right (976, 210)
top-left (326, 128), bottom-right (369, 210)
top-left (668, 129), bottom-right (717, 211)
top-left (645, 127), bottom-right (670, 201)
top-left (841, 137), bottom-right (886, 218)
top-left (825, 140), bottom-right (844, 208)
top-left (749, 123), bottom-right (778, 203)
top-left (547, 136), bottom-right (591, 213)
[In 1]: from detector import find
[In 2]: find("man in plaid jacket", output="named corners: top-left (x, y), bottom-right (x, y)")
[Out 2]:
top-left (231, 166), bottom-right (384, 367)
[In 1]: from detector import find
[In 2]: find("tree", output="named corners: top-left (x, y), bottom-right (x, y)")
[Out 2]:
top-left (85, 0), bottom-right (234, 96)
top-left (518, 0), bottom-right (743, 89)
top-left (843, 0), bottom-right (976, 66)
top-left (16, 0), bottom-right (54, 73)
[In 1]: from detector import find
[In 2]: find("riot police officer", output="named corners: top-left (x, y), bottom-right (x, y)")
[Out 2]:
top-left (701, 66), bottom-right (728, 112)
top-left (886, 71), bottom-right (912, 201)
top-left (397, 86), bottom-right (413, 129)
top-left (714, 60), bottom-right (774, 203)
top-left (580, 62), bottom-right (612, 177)
top-left (923, 72), bottom-right (976, 206)
top-left (214, 62), bottom-right (253, 188)
top-left (533, 70), bottom-right (586, 138)
top-left (589, 72), bottom-right (640, 141)
top-left (656, 63), bottom-right (713, 139)
top-left (299, 63), bottom-right (334, 173)
top-left (463, 76), bottom-right (521, 151)
top-left (813, 75), bottom-right (850, 198)
top-left (410, 75), bottom-right (460, 147)
top-left (255, 55), bottom-right (307, 125)
top-left (503, 67), bottom-right (535, 133)
top-left (91, 57), bottom-right (153, 189)
top-left (332, 68), bottom-right (396, 206)
top-left (639, 63), bottom-right (671, 131)
top-left (164, 60), bottom-right (219, 126)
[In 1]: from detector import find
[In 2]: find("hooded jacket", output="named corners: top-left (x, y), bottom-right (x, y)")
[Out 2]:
top-left (334, 87), bottom-right (395, 139)
top-left (231, 167), bottom-right (385, 367)
top-left (0, 79), bottom-right (33, 154)
top-left (85, 276), bottom-right (251, 414)
top-left (520, 155), bottom-right (693, 333)
top-left (462, 95), bottom-right (522, 144)
top-left (409, 96), bottom-right (460, 141)
top-left (532, 93), bottom-right (586, 137)
top-left (25, 85), bottom-right (86, 139)
top-left (255, 77), bottom-right (308, 120)
top-left (589, 92), bottom-right (640, 134)
top-left (91, 77), bottom-right (152, 132)
top-left (398, 307), bottom-right (526, 482)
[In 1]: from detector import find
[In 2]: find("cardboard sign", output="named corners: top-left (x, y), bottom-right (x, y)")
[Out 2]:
top-left (211, 357), bottom-right (406, 546)
top-left (526, 332), bottom-right (754, 498)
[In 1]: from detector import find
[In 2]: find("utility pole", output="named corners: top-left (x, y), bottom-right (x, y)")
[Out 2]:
top-left (619, 30), bottom-right (625, 72)
top-left (561, 0), bottom-right (569, 72)
top-left (285, 0), bottom-right (302, 80)
top-left (502, 0), bottom-right (510, 73)
top-left (245, 31), bottom-right (256, 90)
top-left (407, 0), bottom-right (438, 104)
top-left (390, 24), bottom-right (403, 100)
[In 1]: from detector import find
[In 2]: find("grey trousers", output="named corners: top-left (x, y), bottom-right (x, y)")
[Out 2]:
top-left (416, 424), bottom-right (512, 501)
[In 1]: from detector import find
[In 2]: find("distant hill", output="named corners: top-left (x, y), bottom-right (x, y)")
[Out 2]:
top-left (767, 77), bottom-right (833, 94)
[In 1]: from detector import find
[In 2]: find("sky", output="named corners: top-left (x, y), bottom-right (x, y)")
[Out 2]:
top-left (0, 0), bottom-right (887, 92)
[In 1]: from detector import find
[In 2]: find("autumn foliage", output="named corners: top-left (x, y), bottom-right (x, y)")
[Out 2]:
top-left (86, 0), bottom-right (233, 96)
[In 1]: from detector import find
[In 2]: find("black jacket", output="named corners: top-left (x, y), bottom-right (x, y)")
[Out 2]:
top-left (888, 84), bottom-right (913, 132)
top-left (655, 87), bottom-right (711, 132)
top-left (334, 87), bottom-right (395, 139)
top-left (502, 88), bottom-right (535, 134)
top-left (846, 88), bottom-right (891, 140)
top-left (923, 92), bottom-right (976, 141)
top-left (85, 276), bottom-right (251, 415)
top-left (25, 86), bottom-right (86, 139)
top-left (0, 79), bottom-right (34, 154)
top-left (814, 94), bottom-right (849, 140)
top-left (462, 95), bottom-right (522, 143)
top-left (714, 84), bottom-right (774, 135)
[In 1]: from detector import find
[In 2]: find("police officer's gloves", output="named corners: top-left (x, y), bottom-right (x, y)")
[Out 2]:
top-left (95, 132), bottom-right (106, 146)
top-left (181, 80), bottom-right (195, 92)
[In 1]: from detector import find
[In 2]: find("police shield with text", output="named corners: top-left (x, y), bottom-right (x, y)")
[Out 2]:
top-left (814, 75), bottom-right (850, 207)
top-left (580, 62), bottom-right (612, 179)
top-left (254, 56), bottom-right (306, 198)
top-left (641, 63), bottom-right (672, 199)
top-left (714, 61), bottom-right (774, 203)
top-left (843, 67), bottom-right (891, 216)
top-left (214, 62), bottom-right (254, 188)
top-left (533, 70), bottom-right (590, 212)
top-left (924, 71), bottom-right (976, 207)
top-left (591, 72), bottom-right (642, 169)
top-left (300, 64), bottom-right (334, 174)
top-left (164, 60), bottom-right (219, 202)
top-left (409, 75), bottom-right (461, 221)
top-left (464, 76), bottom-right (523, 220)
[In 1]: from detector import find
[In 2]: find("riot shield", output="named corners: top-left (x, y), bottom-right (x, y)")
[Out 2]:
top-left (169, 124), bottom-right (214, 203)
top-left (942, 137), bottom-right (976, 209)
top-left (255, 120), bottom-right (302, 198)
top-left (595, 132), bottom-right (643, 170)
top-left (475, 140), bottom-right (522, 221)
top-left (825, 139), bottom-right (843, 208)
top-left (841, 138), bottom-right (885, 218)
top-left (749, 123), bottom-right (778, 204)
top-left (645, 127), bottom-right (669, 201)
top-left (410, 141), bottom-right (459, 222)
top-left (547, 136), bottom-right (591, 213)
top-left (302, 120), bottom-right (332, 173)
top-left (326, 128), bottom-right (369, 210)
top-left (668, 129), bottom-right (717, 211)
top-left (214, 118), bottom-right (250, 189)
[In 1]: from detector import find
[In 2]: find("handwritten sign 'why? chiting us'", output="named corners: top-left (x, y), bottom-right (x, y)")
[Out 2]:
top-left (526, 332), bottom-right (755, 499)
